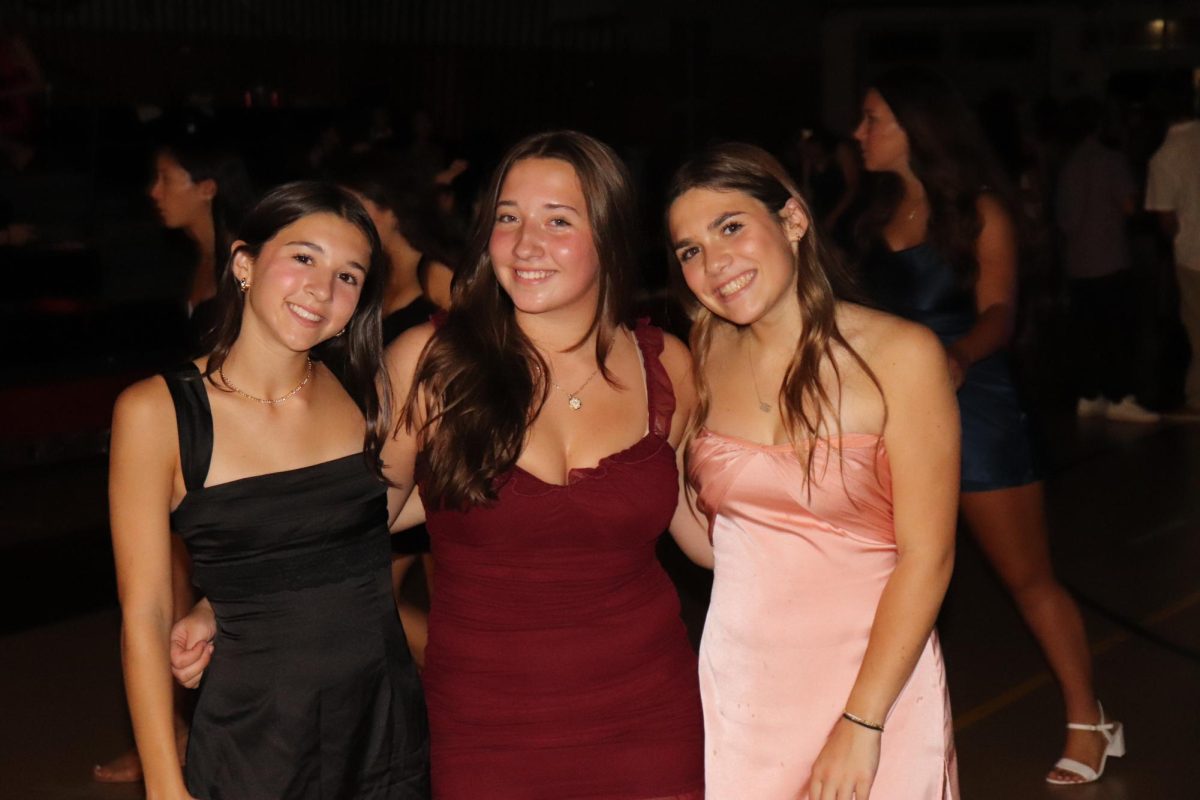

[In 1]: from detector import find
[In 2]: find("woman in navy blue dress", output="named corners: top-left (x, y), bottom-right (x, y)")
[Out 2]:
top-left (853, 67), bottom-right (1124, 786)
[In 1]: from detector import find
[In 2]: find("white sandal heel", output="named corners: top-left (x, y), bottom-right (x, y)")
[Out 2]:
top-left (1046, 701), bottom-right (1125, 785)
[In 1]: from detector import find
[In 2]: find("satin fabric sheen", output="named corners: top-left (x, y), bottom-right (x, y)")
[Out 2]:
top-left (860, 243), bottom-right (1041, 491)
top-left (419, 323), bottom-right (704, 799)
top-left (690, 429), bottom-right (959, 799)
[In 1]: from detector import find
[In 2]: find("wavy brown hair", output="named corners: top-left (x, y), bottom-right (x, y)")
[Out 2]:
top-left (854, 65), bottom-right (1018, 286)
top-left (666, 143), bottom-right (885, 490)
top-left (403, 131), bottom-right (638, 510)
top-left (204, 181), bottom-right (393, 481)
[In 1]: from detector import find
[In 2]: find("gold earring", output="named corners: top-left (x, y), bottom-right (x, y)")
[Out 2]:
top-left (237, 277), bottom-right (250, 292)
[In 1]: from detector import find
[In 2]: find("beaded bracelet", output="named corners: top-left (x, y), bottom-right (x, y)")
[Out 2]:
top-left (842, 711), bottom-right (885, 732)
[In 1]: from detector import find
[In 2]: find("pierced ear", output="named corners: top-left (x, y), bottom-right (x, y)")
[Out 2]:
top-left (779, 197), bottom-right (810, 242)
top-left (230, 243), bottom-right (254, 284)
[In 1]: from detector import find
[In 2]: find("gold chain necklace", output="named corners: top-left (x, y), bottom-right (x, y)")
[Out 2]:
top-left (747, 337), bottom-right (774, 414)
top-left (548, 365), bottom-right (601, 411)
top-left (219, 358), bottom-right (313, 405)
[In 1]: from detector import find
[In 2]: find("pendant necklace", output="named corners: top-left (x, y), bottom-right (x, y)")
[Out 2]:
top-left (747, 337), bottom-right (774, 414)
top-left (219, 358), bottom-right (313, 405)
top-left (550, 366), bottom-right (600, 411)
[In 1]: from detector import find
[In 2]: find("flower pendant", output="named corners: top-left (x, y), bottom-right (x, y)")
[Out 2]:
top-left (568, 395), bottom-right (583, 410)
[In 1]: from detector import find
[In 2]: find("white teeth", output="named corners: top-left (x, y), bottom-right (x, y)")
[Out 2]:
top-left (288, 303), bottom-right (322, 322)
top-left (515, 270), bottom-right (552, 280)
top-left (717, 272), bottom-right (754, 297)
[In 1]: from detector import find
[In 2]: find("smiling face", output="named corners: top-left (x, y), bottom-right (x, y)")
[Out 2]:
top-left (488, 157), bottom-right (601, 320)
top-left (148, 151), bottom-right (214, 230)
top-left (853, 89), bottom-right (911, 174)
top-left (669, 187), bottom-right (808, 328)
top-left (232, 212), bottom-right (371, 351)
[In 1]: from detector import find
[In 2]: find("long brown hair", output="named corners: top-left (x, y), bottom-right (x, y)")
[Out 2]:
top-left (204, 181), bottom-right (393, 481)
top-left (666, 143), bottom-right (884, 488)
top-left (855, 65), bottom-right (1017, 285)
top-left (404, 130), bottom-right (638, 510)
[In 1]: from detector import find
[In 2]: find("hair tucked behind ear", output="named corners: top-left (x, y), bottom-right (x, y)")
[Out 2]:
top-left (205, 181), bottom-right (393, 482)
top-left (666, 143), bottom-right (886, 491)
top-left (402, 130), bottom-right (639, 510)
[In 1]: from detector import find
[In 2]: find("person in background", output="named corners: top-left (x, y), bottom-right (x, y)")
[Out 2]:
top-left (795, 126), bottom-right (862, 249)
top-left (1056, 95), bottom-right (1159, 422)
top-left (148, 123), bottom-right (256, 352)
top-left (1145, 83), bottom-right (1200, 414)
top-left (94, 122), bottom-right (255, 785)
top-left (328, 150), bottom-right (461, 667)
top-left (854, 66), bottom-right (1125, 786)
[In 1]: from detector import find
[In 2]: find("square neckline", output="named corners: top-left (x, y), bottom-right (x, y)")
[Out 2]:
top-left (168, 362), bottom-right (366, 509)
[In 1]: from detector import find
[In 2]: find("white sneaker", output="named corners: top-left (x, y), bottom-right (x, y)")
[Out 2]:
top-left (1104, 396), bottom-right (1161, 423)
top-left (1076, 397), bottom-right (1109, 417)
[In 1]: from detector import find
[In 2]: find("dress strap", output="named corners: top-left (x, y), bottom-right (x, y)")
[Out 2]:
top-left (161, 362), bottom-right (213, 492)
top-left (632, 320), bottom-right (676, 439)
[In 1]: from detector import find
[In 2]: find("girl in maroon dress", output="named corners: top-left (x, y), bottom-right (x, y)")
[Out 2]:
top-left (384, 130), bottom-right (709, 798)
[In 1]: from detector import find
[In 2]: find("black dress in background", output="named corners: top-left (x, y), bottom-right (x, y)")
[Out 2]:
top-left (382, 294), bottom-right (439, 557)
top-left (163, 363), bottom-right (429, 799)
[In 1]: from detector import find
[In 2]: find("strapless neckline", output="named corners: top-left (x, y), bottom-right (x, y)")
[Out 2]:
top-left (696, 426), bottom-right (883, 452)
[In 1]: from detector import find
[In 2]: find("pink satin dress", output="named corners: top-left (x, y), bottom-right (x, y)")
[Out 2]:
top-left (690, 429), bottom-right (959, 799)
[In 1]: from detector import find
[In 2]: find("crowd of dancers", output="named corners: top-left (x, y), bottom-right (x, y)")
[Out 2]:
top-left (93, 66), bottom-right (1164, 798)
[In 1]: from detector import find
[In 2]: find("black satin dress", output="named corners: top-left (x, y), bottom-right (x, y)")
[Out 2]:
top-left (163, 363), bottom-right (429, 799)
top-left (860, 243), bottom-right (1042, 491)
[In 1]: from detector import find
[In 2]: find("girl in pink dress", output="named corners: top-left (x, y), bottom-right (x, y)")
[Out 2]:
top-left (665, 143), bottom-right (961, 799)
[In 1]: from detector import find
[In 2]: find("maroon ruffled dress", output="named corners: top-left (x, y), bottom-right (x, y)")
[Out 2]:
top-left (420, 322), bottom-right (704, 799)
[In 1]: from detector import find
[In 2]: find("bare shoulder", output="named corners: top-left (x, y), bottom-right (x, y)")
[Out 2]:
top-left (384, 321), bottom-right (437, 376)
top-left (111, 374), bottom-right (179, 462)
top-left (836, 303), bottom-right (945, 385)
top-left (977, 192), bottom-right (1015, 233)
top-left (657, 330), bottom-right (694, 387)
top-left (113, 374), bottom-right (174, 428)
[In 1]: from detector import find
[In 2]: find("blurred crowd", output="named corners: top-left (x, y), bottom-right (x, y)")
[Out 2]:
top-left (0, 23), bottom-right (1195, 433)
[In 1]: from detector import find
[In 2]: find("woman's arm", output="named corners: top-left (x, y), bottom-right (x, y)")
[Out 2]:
top-left (661, 332), bottom-right (714, 569)
top-left (170, 597), bottom-right (215, 689)
top-left (944, 194), bottom-right (1018, 385)
top-left (390, 489), bottom-right (427, 533)
top-left (109, 379), bottom-right (197, 800)
top-left (810, 321), bottom-right (959, 800)
top-left (382, 322), bottom-right (437, 528)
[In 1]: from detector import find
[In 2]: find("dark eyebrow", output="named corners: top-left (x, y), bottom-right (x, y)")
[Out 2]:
top-left (709, 211), bottom-right (743, 231)
top-left (494, 200), bottom-right (580, 214)
top-left (671, 210), bottom-right (744, 250)
top-left (287, 240), bottom-right (366, 273)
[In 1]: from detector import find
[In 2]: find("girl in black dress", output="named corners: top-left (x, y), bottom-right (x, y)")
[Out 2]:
top-left (110, 182), bottom-right (428, 799)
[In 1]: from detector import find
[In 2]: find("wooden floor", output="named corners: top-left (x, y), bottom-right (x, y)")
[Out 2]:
top-left (1, 414), bottom-right (1197, 799)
